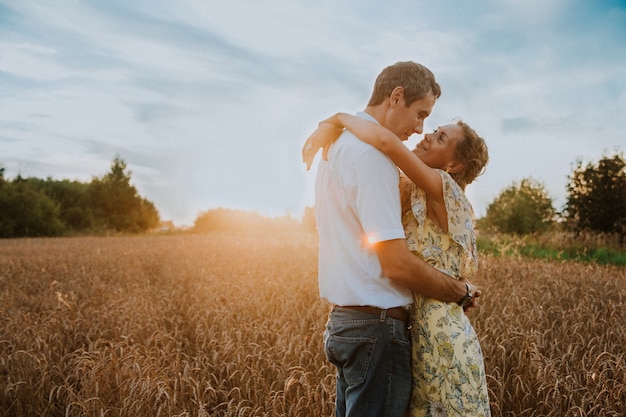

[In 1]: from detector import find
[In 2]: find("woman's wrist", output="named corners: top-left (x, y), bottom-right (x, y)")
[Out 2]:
top-left (319, 113), bottom-right (344, 129)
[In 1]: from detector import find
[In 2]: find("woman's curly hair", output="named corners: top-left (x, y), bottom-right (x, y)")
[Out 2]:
top-left (449, 120), bottom-right (489, 189)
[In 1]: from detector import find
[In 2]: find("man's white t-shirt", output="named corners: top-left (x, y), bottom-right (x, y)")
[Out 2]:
top-left (314, 112), bottom-right (413, 309)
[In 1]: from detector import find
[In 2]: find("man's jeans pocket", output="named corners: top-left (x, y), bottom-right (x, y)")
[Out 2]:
top-left (325, 332), bottom-right (377, 386)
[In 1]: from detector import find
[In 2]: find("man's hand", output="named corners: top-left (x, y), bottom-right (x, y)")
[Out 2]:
top-left (301, 122), bottom-right (343, 170)
top-left (463, 282), bottom-right (482, 312)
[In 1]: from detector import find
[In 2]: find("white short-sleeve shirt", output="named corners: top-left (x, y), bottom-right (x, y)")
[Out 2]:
top-left (314, 112), bottom-right (412, 308)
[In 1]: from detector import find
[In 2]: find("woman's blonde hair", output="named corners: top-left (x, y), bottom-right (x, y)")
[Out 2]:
top-left (449, 120), bottom-right (489, 189)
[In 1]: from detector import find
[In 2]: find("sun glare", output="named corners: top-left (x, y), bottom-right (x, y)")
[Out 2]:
top-left (365, 233), bottom-right (378, 246)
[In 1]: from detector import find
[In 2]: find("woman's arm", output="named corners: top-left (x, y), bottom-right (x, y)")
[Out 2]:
top-left (330, 113), bottom-right (443, 199)
top-left (301, 122), bottom-right (344, 171)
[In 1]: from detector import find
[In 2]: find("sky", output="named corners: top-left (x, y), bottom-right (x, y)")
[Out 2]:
top-left (1, 0), bottom-right (625, 227)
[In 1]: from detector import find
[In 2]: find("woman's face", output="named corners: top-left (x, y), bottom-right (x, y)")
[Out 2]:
top-left (412, 123), bottom-right (463, 170)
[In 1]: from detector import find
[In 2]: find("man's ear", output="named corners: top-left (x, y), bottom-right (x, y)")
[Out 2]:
top-left (390, 87), bottom-right (405, 107)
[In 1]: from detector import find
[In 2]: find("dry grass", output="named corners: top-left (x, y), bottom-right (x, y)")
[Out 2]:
top-left (0, 232), bottom-right (624, 416)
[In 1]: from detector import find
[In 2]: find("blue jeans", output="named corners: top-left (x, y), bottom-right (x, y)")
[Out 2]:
top-left (324, 307), bottom-right (411, 417)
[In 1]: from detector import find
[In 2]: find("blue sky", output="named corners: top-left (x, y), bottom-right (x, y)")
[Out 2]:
top-left (1, 0), bottom-right (625, 226)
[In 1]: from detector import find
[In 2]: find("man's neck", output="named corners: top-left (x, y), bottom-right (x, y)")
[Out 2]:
top-left (363, 105), bottom-right (386, 126)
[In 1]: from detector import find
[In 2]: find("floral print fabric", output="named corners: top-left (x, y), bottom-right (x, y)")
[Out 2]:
top-left (404, 171), bottom-right (490, 417)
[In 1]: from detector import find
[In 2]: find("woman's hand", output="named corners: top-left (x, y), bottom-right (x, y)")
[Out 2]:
top-left (301, 120), bottom-right (344, 171)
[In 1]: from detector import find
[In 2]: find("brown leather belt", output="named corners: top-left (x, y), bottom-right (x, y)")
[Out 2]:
top-left (338, 305), bottom-right (409, 322)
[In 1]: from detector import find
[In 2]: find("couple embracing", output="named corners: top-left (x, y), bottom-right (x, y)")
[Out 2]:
top-left (302, 61), bottom-right (490, 417)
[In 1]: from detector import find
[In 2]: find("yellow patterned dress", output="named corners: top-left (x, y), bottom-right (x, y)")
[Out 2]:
top-left (404, 171), bottom-right (490, 417)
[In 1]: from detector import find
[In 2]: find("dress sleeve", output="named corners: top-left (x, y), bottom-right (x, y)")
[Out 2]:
top-left (407, 170), bottom-right (479, 276)
top-left (440, 171), bottom-right (479, 275)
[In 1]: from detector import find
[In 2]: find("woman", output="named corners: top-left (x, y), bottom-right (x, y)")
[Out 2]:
top-left (303, 113), bottom-right (490, 417)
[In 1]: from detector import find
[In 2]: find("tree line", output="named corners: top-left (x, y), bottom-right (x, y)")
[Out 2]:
top-left (2, 152), bottom-right (624, 241)
top-left (193, 207), bottom-right (303, 234)
top-left (0, 157), bottom-right (160, 238)
top-left (479, 152), bottom-right (626, 242)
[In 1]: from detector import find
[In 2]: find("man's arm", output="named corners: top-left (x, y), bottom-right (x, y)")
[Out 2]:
top-left (373, 238), bottom-right (478, 303)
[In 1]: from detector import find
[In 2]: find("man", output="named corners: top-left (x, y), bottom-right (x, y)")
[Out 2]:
top-left (302, 62), bottom-right (479, 417)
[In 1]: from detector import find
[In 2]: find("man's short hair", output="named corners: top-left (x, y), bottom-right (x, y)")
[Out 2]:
top-left (368, 61), bottom-right (441, 106)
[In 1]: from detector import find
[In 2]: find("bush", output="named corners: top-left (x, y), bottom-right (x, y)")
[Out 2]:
top-left (482, 178), bottom-right (555, 235)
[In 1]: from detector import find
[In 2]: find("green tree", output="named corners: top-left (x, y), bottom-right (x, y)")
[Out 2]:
top-left (87, 156), bottom-right (160, 233)
top-left (0, 178), bottom-right (65, 238)
top-left (25, 177), bottom-right (94, 232)
top-left (565, 152), bottom-right (626, 239)
top-left (483, 177), bottom-right (555, 235)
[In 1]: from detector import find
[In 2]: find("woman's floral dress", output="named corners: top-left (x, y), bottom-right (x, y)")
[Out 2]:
top-left (404, 171), bottom-right (490, 417)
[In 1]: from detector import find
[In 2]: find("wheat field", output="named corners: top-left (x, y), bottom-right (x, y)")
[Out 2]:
top-left (0, 232), bottom-right (624, 416)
